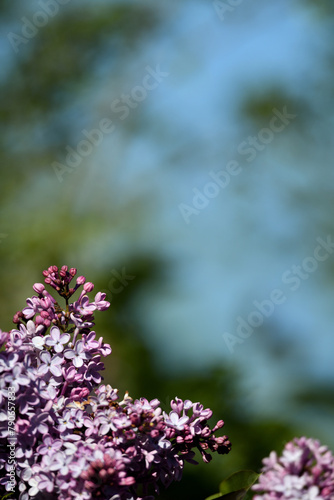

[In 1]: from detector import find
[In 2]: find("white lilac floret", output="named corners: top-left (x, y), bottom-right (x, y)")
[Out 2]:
top-left (0, 265), bottom-right (231, 499)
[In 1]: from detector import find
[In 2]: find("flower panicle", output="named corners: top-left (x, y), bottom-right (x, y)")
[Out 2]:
top-left (0, 265), bottom-right (231, 500)
top-left (12, 265), bottom-right (110, 335)
top-left (252, 437), bottom-right (334, 500)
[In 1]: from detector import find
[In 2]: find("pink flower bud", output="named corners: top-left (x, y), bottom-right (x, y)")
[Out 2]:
top-left (83, 282), bottom-right (94, 293)
top-left (212, 420), bottom-right (225, 432)
top-left (99, 470), bottom-right (107, 480)
top-left (13, 312), bottom-right (21, 324)
top-left (76, 276), bottom-right (86, 285)
top-left (70, 268), bottom-right (77, 277)
top-left (33, 283), bottom-right (45, 294)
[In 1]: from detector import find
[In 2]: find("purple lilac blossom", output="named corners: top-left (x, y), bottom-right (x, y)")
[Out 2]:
top-left (252, 437), bottom-right (334, 500)
top-left (0, 265), bottom-right (231, 499)
top-left (45, 326), bottom-right (70, 353)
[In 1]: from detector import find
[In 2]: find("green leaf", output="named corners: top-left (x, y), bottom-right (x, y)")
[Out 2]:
top-left (205, 494), bottom-right (226, 500)
top-left (219, 470), bottom-right (260, 494)
top-left (205, 470), bottom-right (260, 500)
top-left (219, 489), bottom-right (250, 500)
top-left (205, 490), bottom-right (250, 500)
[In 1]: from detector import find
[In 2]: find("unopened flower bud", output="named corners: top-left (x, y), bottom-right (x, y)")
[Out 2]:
top-left (212, 420), bottom-right (225, 433)
top-left (83, 282), bottom-right (94, 293)
top-left (13, 311), bottom-right (22, 324)
top-left (99, 470), bottom-right (108, 480)
top-left (76, 276), bottom-right (86, 286)
top-left (33, 283), bottom-right (45, 294)
top-left (35, 315), bottom-right (44, 325)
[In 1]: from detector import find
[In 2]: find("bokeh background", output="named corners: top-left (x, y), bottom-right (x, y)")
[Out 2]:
top-left (1, 0), bottom-right (334, 498)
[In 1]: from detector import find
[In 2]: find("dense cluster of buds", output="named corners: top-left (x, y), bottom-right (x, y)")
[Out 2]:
top-left (0, 265), bottom-right (231, 499)
top-left (252, 437), bottom-right (334, 499)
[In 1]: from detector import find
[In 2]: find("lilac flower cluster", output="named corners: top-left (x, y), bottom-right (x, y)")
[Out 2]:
top-left (252, 437), bottom-right (334, 499)
top-left (0, 265), bottom-right (231, 499)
